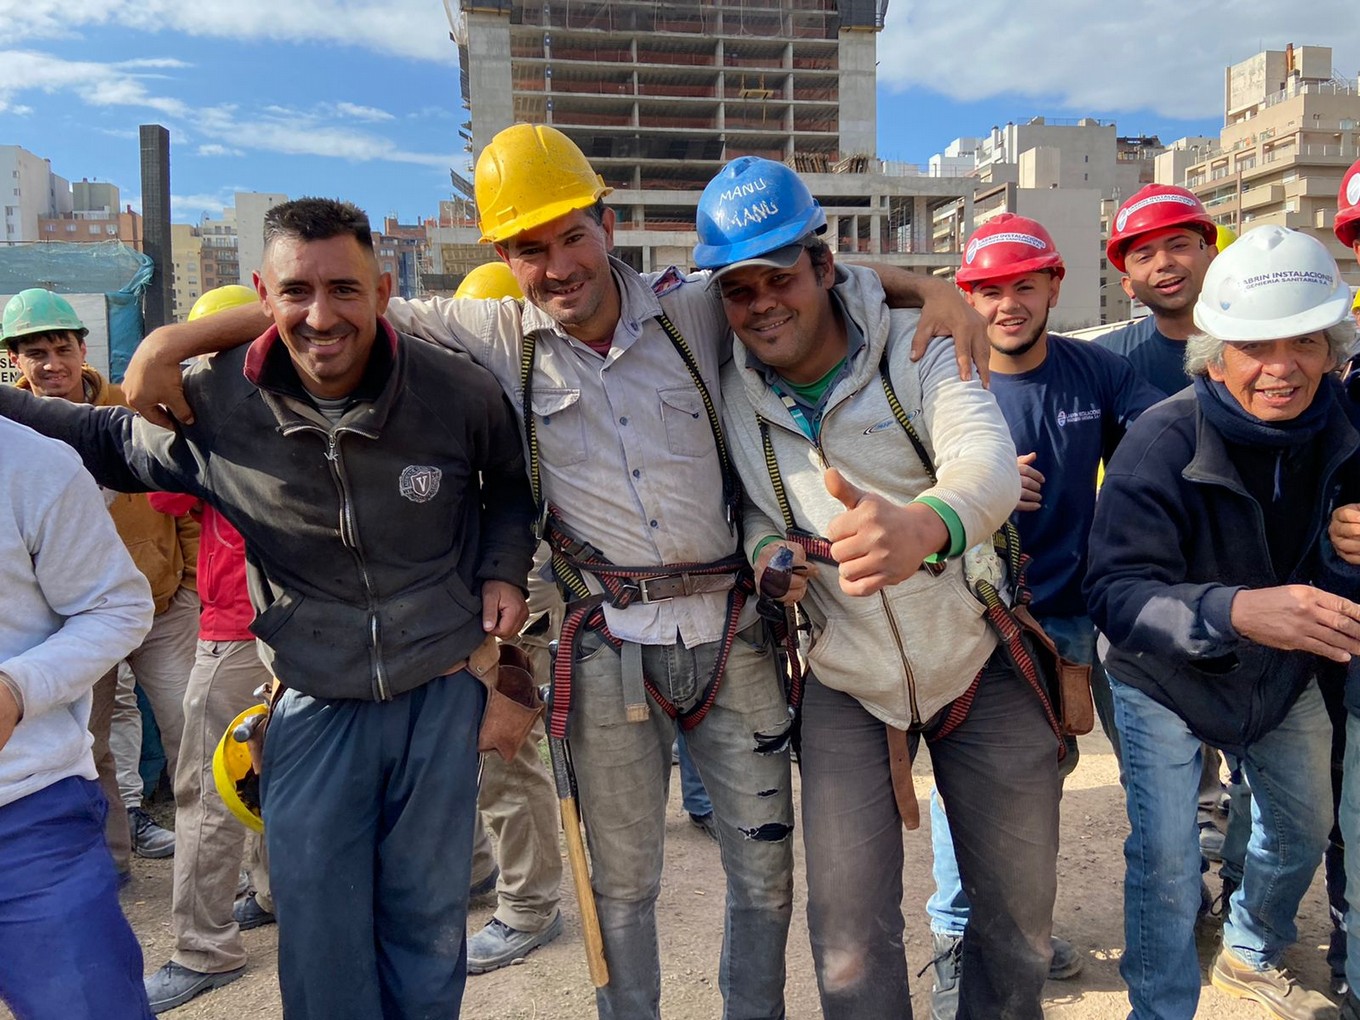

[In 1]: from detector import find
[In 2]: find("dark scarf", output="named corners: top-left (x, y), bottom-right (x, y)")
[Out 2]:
top-left (1193, 374), bottom-right (1334, 449)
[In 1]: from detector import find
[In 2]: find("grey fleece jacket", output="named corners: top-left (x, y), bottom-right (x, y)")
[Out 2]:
top-left (722, 264), bottom-right (1019, 729)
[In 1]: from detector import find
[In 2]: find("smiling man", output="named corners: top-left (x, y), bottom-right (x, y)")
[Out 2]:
top-left (118, 126), bottom-right (993, 1020)
top-left (0, 198), bottom-right (537, 1020)
top-left (1086, 225), bottom-right (1360, 1020)
top-left (1097, 184), bottom-right (1220, 397)
top-left (921, 214), bottom-right (1162, 1019)
top-left (705, 157), bottom-right (1061, 1020)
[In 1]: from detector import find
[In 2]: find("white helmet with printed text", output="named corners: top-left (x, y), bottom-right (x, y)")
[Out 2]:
top-left (1192, 225), bottom-right (1351, 342)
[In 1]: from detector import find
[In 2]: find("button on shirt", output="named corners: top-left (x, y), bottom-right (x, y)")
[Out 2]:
top-left (385, 258), bottom-right (741, 648)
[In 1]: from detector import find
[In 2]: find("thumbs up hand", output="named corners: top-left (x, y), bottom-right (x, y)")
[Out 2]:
top-left (823, 468), bottom-right (949, 596)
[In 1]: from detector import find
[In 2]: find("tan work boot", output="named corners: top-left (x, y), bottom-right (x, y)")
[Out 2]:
top-left (1210, 946), bottom-right (1338, 1019)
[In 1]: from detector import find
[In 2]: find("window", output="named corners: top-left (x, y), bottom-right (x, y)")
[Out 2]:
top-left (106, 225), bottom-right (118, 235)
top-left (65, 223), bottom-right (77, 232)
top-left (89, 225), bottom-right (101, 235)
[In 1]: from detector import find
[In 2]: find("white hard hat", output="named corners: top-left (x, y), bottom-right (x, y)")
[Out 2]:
top-left (1193, 225), bottom-right (1351, 342)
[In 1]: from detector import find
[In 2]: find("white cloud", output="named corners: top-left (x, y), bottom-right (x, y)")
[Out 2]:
top-left (333, 101), bottom-right (395, 122)
top-left (0, 51), bottom-right (456, 170)
top-left (0, 1), bottom-right (453, 62)
top-left (167, 190), bottom-right (238, 221)
top-left (877, 5), bottom-right (1360, 120)
top-left (0, 49), bottom-right (189, 117)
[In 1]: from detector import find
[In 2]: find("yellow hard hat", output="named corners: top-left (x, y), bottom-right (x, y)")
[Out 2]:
top-left (455, 262), bottom-right (524, 301)
top-left (1352, 288), bottom-right (1360, 312)
top-left (189, 285), bottom-right (258, 322)
top-left (1215, 224), bottom-right (1237, 252)
top-left (212, 705), bottom-right (268, 833)
top-left (474, 124), bottom-right (612, 244)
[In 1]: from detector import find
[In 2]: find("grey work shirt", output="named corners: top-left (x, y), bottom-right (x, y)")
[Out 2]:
top-left (386, 257), bottom-right (748, 648)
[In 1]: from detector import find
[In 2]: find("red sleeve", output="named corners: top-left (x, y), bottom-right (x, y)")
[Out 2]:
top-left (147, 492), bottom-right (200, 517)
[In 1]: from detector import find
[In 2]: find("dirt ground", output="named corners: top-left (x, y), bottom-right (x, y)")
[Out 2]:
top-left (11, 732), bottom-right (1343, 1019)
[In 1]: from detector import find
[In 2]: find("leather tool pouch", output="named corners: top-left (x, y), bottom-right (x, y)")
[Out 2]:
top-left (470, 638), bottom-right (545, 762)
top-left (1011, 605), bottom-right (1094, 736)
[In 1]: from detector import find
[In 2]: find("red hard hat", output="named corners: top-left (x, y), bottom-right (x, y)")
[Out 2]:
top-left (1335, 158), bottom-right (1360, 248)
top-left (956, 213), bottom-right (1066, 291)
top-left (1106, 184), bottom-right (1217, 273)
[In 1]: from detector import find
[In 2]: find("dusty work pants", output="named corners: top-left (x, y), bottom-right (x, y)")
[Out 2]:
top-left (170, 638), bottom-right (274, 974)
top-left (111, 586), bottom-right (198, 806)
top-left (569, 623), bottom-right (794, 1020)
top-left (801, 651), bottom-right (1060, 1020)
top-left (261, 671), bottom-right (485, 1020)
top-left (90, 666), bottom-right (133, 873)
top-left (470, 568), bottom-right (564, 934)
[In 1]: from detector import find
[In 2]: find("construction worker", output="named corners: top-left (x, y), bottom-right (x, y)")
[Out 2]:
top-left (0, 198), bottom-right (538, 1020)
top-left (0, 417), bottom-right (156, 1020)
top-left (3, 289), bottom-right (194, 872)
top-left (1098, 183), bottom-right (1220, 397)
top-left (1087, 225), bottom-right (1360, 1020)
top-left (453, 261), bottom-right (567, 974)
top-left (118, 126), bottom-right (988, 1020)
top-left (922, 213), bottom-right (1164, 1018)
top-left (1327, 155), bottom-right (1360, 1020)
top-left (703, 156), bottom-right (1061, 1019)
top-left (137, 284), bottom-right (279, 1014)
top-left (1098, 184), bottom-right (1235, 869)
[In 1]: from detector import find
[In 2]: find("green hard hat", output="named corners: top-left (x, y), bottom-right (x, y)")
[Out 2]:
top-left (2, 288), bottom-right (89, 348)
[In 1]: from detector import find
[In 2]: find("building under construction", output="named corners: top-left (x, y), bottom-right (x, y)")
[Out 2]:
top-left (434, 0), bottom-right (972, 277)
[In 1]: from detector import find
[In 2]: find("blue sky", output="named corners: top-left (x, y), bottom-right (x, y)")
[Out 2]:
top-left (0, 3), bottom-right (1352, 227)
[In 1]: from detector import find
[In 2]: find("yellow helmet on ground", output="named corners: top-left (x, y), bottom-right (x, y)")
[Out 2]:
top-left (455, 262), bottom-right (524, 301)
top-left (188, 285), bottom-right (258, 322)
top-left (212, 705), bottom-right (268, 833)
top-left (474, 124), bottom-right (612, 244)
top-left (1215, 224), bottom-right (1237, 252)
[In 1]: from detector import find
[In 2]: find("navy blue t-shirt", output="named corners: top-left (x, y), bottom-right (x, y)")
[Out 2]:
top-left (990, 335), bottom-right (1163, 616)
top-left (1095, 316), bottom-right (1192, 398)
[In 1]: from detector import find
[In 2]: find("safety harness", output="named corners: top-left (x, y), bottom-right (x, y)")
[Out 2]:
top-left (522, 312), bottom-right (791, 738)
top-left (755, 350), bottom-right (1067, 803)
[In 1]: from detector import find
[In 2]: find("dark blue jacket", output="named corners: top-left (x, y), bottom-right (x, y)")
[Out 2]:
top-left (1085, 386), bottom-right (1360, 752)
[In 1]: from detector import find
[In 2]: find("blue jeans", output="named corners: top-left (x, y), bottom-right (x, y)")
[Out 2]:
top-left (1111, 674), bottom-right (1331, 1020)
top-left (261, 671), bottom-right (485, 1020)
top-left (802, 651), bottom-right (1059, 1019)
top-left (676, 733), bottom-right (713, 817)
top-left (569, 624), bottom-right (794, 1020)
top-left (1339, 713), bottom-right (1360, 995)
top-left (0, 777), bottom-right (152, 1020)
top-left (927, 614), bottom-right (1105, 937)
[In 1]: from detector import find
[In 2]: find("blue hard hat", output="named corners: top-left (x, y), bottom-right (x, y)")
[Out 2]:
top-left (693, 157), bottom-right (826, 270)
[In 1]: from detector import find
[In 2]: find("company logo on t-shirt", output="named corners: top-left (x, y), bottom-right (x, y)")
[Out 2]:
top-left (1056, 407), bottom-right (1101, 428)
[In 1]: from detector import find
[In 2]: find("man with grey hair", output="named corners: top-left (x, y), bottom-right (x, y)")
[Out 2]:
top-left (1086, 224), bottom-right (1360, 1020)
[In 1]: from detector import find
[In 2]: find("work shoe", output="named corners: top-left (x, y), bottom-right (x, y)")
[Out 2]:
top-left (144, 961), bottom-right (244, 1014)
top-left (689, 811), bottom-right (719, 843)
top-left (233, 891), bottom-right (275, 931)
top-left (130, 807), bottom-right (175, 859)
top-left (1200, 819), bottom-right (1226, 862)
top-left (467, 912), bottom-right (564, 974)
top-left (1047, 935), bottom-right (1084, 980)
top-left (1210, 946), bottom-right (1336, 1019)
top-left (468, 865), bottom-right (500, 909)
top-left (927, 931), bottom-right (962, 1020)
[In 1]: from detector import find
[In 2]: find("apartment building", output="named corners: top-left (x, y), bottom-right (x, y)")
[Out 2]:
top-left (440, 1), bottom-right (970, 276)
top-left (1185, 44), bottom-right (1360, 286)
top-left (0, 145), bottom-right (71, 244)
top-left (170, 222), bottom-right (203, 322)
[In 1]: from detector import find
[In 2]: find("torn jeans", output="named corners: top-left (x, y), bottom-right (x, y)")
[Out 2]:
top-left (569, 623), bottom-right (794, 1020)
